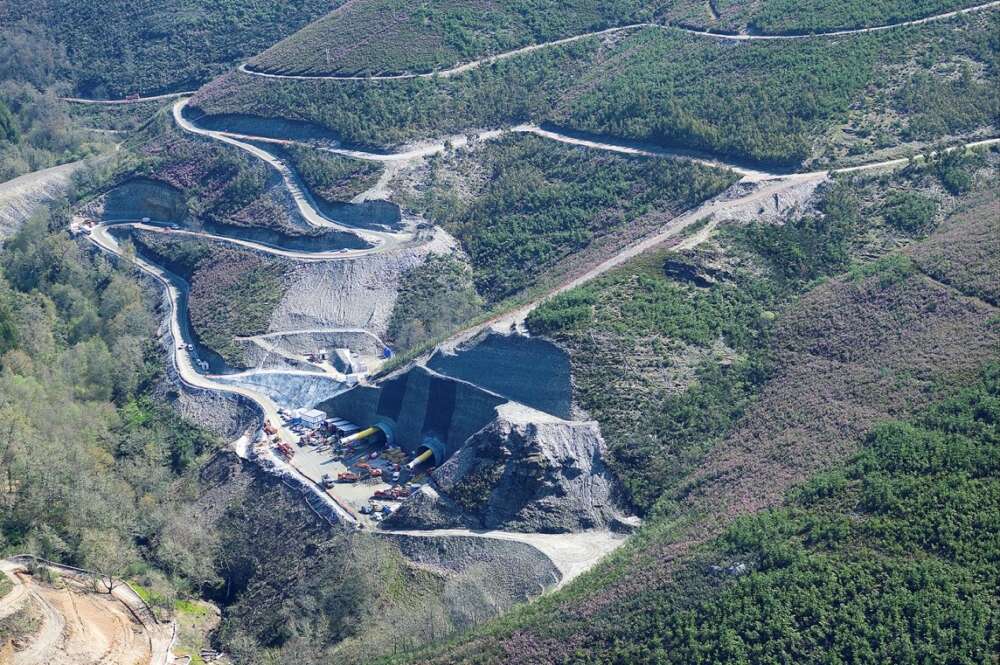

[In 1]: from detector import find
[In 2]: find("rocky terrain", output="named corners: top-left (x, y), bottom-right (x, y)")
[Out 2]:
top-left (387, 403), bottom-right (624, 533)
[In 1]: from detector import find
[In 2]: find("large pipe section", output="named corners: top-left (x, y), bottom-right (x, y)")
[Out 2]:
top-left (341, 426), bottom-right (379, 445)
top-left (406, 448), bottom-right (434, 470)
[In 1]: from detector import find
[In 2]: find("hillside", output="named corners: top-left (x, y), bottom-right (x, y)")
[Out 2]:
top-left (192, 10), bottom-right (998, 167)
top-left (0, 0), bottom-right (338, 98)
top-left (388, 157), bottom-right (1000, 665)
top-left (249, 0), bottom-right (993, 76)
top-left (1, 2), bottom-right (998, 664)
top-left (250, 0), bottom-right (652, 77)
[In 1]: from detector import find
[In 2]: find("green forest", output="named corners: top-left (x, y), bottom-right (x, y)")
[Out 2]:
top-left (417, 135), bottom-right (735, 302)
top-left (734, 0), bottom-right (979, 33)
top-left (0, 204), bottom-right (220, 594)
top-left (0, 0), bottom-right (336, 98)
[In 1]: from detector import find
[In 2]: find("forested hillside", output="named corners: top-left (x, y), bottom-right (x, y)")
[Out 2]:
top-left (0, 203), bottom-right (220, 591)
top-left (251, 0), bottom-right (652, 76)
top-left (1, 2), bottom-right (998, 663)
top-left (385, 152), bottom-right (1000, 665)
top-left (192, 11), bottom-right (998, 166)
top-left (0, 0), bottom-right (338, 98)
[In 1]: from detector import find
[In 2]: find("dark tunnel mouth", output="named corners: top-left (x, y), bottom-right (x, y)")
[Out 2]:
top-left (414, 438), bottom-right (446, 468)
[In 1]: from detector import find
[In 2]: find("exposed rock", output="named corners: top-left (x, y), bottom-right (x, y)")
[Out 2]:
top-left (428, 331), bottom-right (573, 419)
top-left (663, 256), bottom-right (730, 288)
top-left (82, 176), bottom-right (189, 223)
top-left (0, 160), bottom-right (82, 241)
top-left (382, 531), bottom-right (561, 599)
top-left (386, 403), bottom-right (624, 533)
top-left (269, 227), bottom-right (456, 339)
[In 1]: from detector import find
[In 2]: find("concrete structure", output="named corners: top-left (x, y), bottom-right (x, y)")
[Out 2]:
top-left (296, 407), bottom-right (327, 427)
top-left (332, 348), bottom-right (359, 374)
top-left (428, 333), bottom-right (573, 419)
top-left (319, 364), bottom-right (506, 465)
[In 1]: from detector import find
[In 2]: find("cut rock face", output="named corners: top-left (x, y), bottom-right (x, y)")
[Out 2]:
top-left (386, 403), bottom-right (624, 533)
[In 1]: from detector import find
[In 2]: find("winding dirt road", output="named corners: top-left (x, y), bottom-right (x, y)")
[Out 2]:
top-left (0, 558), bottom-right (172, 665)
top-left (237, 1), bottom-right (1000, 81)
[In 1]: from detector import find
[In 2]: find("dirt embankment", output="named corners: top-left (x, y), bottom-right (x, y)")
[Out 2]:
top-left (0, 558), bottom-right (172, 665)
top-left (0, 161), bottom-right (83, 241)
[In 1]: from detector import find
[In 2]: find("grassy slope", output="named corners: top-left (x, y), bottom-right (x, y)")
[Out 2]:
top-left (192, 13), bottom-right (997, 167)
top-left (386, 170), bottom-right (999, 663)
top-left (250, 0), bottom-right (653, 76)
top-left (130, 232), bottom-right (288, 365)
top-left (0, 0), bottom-right (337, 98)
top-left (278, 144), bottom-right (383, 205)
top-left (415, 134), bottom-right (736, 302)
top-left (719, 0), bottom-right (986, 33)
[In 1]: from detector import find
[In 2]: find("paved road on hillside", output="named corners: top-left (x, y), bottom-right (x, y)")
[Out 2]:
top-left (175, 97), bottom-right (775, 180)
top-left (92, 219), bottom-right (391, 261)
top-left (60, 91), bottom-right (196, 105)
top-left (173, 99), bottom-right (408, 249)
top-left (238, 1), bottom-right (1000, 81)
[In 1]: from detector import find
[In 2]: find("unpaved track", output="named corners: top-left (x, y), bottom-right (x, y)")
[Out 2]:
top-left (0, 559), bottom-right (167, 665)
top-left (0, 561), bottom-right (29, 621)
top-left (60, 91), bottom-right (196, 105)
top-left (238, 2), bottom-right (1000, 81)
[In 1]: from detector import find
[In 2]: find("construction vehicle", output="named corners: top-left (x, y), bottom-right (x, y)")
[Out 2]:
top-left (321, 474), bottom-right (335, 488)
top-left (337, 472), bottom-right (360, 483)
top-left (263, 420), bottom-right (278, 436)
top-left (275, 442), bottom-right (295, 458)
top-left (372, 486), bottom-right (411, 501)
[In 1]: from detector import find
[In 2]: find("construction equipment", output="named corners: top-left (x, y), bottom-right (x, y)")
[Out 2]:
top-left (337, 472), bottom-right (360, 483)
top-left (373, 486), bottom-right (411, 501)
top-left (263, 420), bottom-right (278, 436)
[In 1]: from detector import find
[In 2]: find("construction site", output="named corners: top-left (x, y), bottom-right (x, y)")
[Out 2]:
top-left (251, 331), bottom-right (630, 534)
